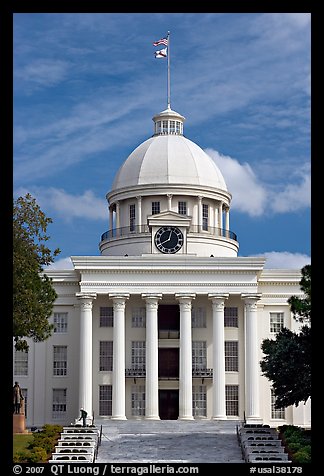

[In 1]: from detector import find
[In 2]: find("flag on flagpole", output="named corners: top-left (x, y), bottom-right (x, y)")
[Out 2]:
top-left (154, 48), bottom-right (167, 59)
top-left (153, 37), bottom-right (168, 47)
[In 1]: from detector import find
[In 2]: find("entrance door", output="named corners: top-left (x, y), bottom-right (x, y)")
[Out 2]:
top-left (159, 390), bottom-right (179, 420)
top-left (158, 348), bottom-right (179, 378)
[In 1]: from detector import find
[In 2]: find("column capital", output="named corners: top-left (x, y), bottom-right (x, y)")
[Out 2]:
top-left (109, 293), bottom-right (130, 309)
top-left (208, 293), bottom-right (229, 302)
top-left (136, 195), bottom-right (142, 201)
top-left (166, 193), bottom-right (173, 198)
top-left (142, 293), bottom-right (162, 302)
top-left (197, 195), bottom-right (203, 202)
top-left (175, 293), bottom-right (196, 302)
top-left (241, 294), bottom-right (262, 307)
top-left (76, 293), bottom-right (97, 309)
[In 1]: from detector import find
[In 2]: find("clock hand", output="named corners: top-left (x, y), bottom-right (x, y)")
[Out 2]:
top-left (160, 231), bottom-right (173, 245)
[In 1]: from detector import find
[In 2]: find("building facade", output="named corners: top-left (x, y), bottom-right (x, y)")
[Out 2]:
top-left (13, 107), bottom-right (311, 428)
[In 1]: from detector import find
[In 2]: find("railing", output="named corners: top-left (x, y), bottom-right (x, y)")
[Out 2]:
top-left (101, 224), bottom-right (237, 242)
top-left (101, 225), bottom-right (150, 241)
top-left (125, 368), bottom-right (213, 378)
top-left (192, 368), bottom-right (213, 378)
top-left (125, 368), bottom-right (146, 378)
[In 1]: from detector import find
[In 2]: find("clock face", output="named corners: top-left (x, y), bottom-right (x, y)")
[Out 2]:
top-left (154, 226), bottom-right (184, 254)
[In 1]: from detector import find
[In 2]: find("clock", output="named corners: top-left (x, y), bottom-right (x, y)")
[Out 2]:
top-left (154, 226), bottom-right (184, 254)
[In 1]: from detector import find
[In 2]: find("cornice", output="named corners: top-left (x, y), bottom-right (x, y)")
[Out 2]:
top-left (79, 281), bottom-right (257, 287)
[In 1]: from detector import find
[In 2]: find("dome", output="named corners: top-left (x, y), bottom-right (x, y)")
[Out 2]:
top-left (111, 134), bottom-right (228, 192)
top-left (111, 107), bottom-right (227, 193)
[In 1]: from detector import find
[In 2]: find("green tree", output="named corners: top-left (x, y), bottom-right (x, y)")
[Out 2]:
top-left (260, 265), bottom-right (311, 408)
top-left (13, 194), bottom-right (60, 351)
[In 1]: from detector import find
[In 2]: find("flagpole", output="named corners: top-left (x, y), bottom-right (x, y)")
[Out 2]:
top-left (167, 31), bottom-right (171, 109)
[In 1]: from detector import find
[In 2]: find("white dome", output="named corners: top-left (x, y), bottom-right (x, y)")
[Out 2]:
top-left (111, 134), bottom-right (228, 192)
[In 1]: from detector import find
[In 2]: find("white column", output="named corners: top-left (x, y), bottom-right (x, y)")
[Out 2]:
top-left (115, 201), bottom-right (120, 232)
top-left (142, 293), bottom-right (162, 419)
top-left (209, 294), bottom-right (228, 419)
top-left (242, 294), bottom-right (262, 424)
top-left (197, 196), bottom-right (203, 232)
top-left (109, 293), bottom-right (130, 420)
top-left (225, 207), bottom-right (230, 233)
top-left (167, 194), bottom-right (173, 211)
top-left (176, 293), bottom-right (195, 420)
top-left (109, 206), bottom-right (114, 233)
top-left (218, 202), bottom-right (223, 231)
top-left (136, 196), bottom-right (142, 229)
top-left (76, 293), bottom-right (97, 417)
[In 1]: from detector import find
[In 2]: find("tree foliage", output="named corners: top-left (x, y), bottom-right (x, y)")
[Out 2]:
top-left (260, 264), bottom-right (311, 408)
top-left (13, 194), bottom-right (60, 351)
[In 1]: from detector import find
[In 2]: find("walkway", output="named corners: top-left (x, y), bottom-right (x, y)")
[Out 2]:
top-left (95, 420), bottom-right (244, 463)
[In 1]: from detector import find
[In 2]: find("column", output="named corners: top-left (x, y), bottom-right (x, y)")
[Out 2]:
top-left (197, 196), bottom-right (203, 232)
top-left (109, 206), bottom-right (114, 234)
top-left (115, 201), bottom-right (120, 233)
top-left (176, 293), bottom-right (195, 420)
top-left (136, 196), bottom-right (142, 230)
top-left (209, 294), bottom-right (228, 419)
top-left (167, 194), bottom-right (173, 211)
top-left (109, 293), bottom-right (130, 420)
top-left (76, 293), bottom-right (97, 417)
top-left (142, 293), bottom-right (162, 419)
top-left (225, 207), bottom-right (230, 235)
top-left (242, 294), bottom-right (262, 424)
top-left (218, 202), bottom-right (223, 232)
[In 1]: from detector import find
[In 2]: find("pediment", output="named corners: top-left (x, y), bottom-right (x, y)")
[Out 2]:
top-left (147, 211), bottom-right (192, 228)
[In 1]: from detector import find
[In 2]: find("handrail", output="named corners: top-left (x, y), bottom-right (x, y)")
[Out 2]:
top-left (101, 224), bottom-right (237, 242)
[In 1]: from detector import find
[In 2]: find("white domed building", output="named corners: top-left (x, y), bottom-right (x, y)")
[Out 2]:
top-left (13, 106), bottom-right (310, 428)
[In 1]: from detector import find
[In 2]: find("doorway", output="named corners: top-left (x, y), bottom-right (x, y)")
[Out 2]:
top-left (159, 390), bottom-right (179, 420)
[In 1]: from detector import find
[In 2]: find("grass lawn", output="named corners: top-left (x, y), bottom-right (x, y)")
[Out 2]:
top-left (13, 434), bottom-right (33, 456)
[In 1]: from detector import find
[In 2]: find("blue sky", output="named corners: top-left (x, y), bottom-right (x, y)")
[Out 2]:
top-left (13, 12), bottom-right (311, 269)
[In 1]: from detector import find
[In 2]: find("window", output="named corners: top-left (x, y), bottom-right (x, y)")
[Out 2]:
top-left (129, 204), bottom-right (136, 232)
top-left (225, 341), bottom-right (238, 371)
top-left (270, 312), bottom-right (284, 333)
top-left (99, 385), bottom-right (112, 416)
top-left (53, 312), bottom-right (68, 333)
top-left (271, 389), bottom-right (285, 419)
top-left (226, 385), bottom-right (239, 416)
top-left (99, 341), bottom-right (113, 371)
top-left (53, 346), bottom-right (67, 376)
top-left (52, 388), bottom-right (67, 419)
top-left (132, 342), bottom-right (146, 370)
top-left (178, 201), bottom-right (187, 215)
top-left (202, 204), bottom-right (208, 231)
top-left (192, 341), bottom-right (207, 370)
top-left (100, 307), bottom-right (114, 327)
top-left (193, 385), bottom-right (207, 417)
top-left (224, 307), bottom-right (238, 327)
top-left (152, 201), bottom-right (160, 215)
top-left (192, 307), bottom-right (206, 328)
top-left (132, 307), bottom-right (146, 327)
top-left (156, 121), bottom-right (162, 134)
top-left (162, 120), bottom-right (168, 133)
top-left (131, 385), bottom-right (145, 416)
top-left (170, 120), bottom-right (175, 133)
top-left (176, 121), bottom-right (181, 134)
top-left (14, 350), bottom-right (28, 376)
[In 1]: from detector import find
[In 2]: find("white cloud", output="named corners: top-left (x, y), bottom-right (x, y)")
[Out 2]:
top-left (255, 251), bottom-right (311, 269)
top-left (15, 187), bottom-right (107, 221)
top-left (16, 59), bottom-right (70, 87)
top-left (206, 148), bottom-right (310, 217)
top-left (205, 148), bottom-right (267, 216)
top-left (271, 174), bottom-right (311, 213)
top-left (45, 257), bottom-right (74, 270)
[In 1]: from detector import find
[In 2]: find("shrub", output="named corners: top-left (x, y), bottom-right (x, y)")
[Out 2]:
top-left (27, 447), bottom-right (48, 463)
top-left (293, 449), bottom-right (311, 464)
top-left (13, 450), bottom-right (30, 463)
